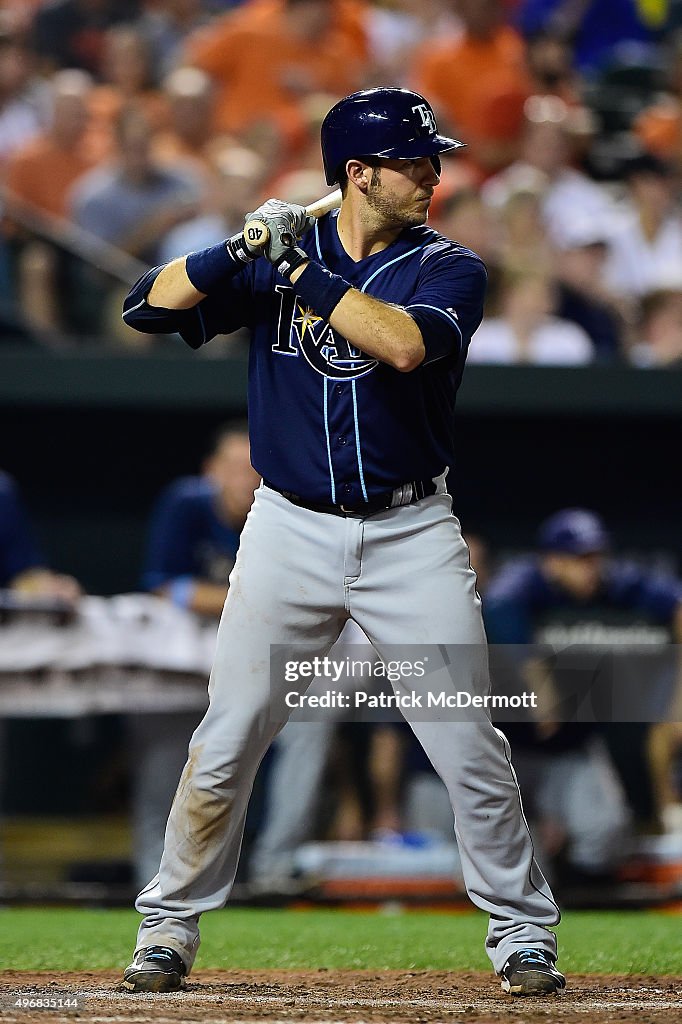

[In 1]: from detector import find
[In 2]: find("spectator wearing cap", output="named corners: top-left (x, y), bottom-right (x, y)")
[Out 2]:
top-left (484, 509), bottom-right (682, 887)
top-left (604, 153), bottom-right (682, 300)
top-left (552, 219), bottom-right (628, 362)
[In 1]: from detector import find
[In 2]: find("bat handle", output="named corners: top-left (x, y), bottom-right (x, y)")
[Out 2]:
top-left (244, 220), bottom-right (270, 249)
top-left (243, 188), bottom-right (342, 251)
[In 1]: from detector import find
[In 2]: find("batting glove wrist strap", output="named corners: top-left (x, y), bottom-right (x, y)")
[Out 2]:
top-left (291, 260), bottom-right (352, 321)
top-left (274, 246), bottom-right (310, 280)
top-left (185, 234), bottom-right (255, 293)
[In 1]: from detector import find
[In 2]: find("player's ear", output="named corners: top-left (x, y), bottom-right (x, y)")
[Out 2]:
top-left (346, 159), bottom-right (372, 194)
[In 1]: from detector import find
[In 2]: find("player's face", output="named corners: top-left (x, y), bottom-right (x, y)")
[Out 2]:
top-left (543, 552), bottom-right (604, 600)
top-left (365, 157), bottom-right (440, 229)
top-left (206, 434), bottom-right (261, 527)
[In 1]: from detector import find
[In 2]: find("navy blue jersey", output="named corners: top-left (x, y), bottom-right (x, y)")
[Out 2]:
top-left (124, 212), bottom-right (487, 505)
top-left (0, 471), bottom-right (43, 587)
top-left (484, 558), bottom-right (682, 646)
top-left (142, 477), bottom-right (241, 591)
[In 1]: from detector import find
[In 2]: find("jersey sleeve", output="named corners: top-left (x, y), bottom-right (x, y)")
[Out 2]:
top-left (141, 482), bottom-right (203, 590)
top-left (404, 247), bottom-right (488, 365)
top-left (122, 264), bottom-right (254, 350)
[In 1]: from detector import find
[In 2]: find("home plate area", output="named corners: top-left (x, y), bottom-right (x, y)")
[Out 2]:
top-left (2, 970), bottom-right (682, 1024)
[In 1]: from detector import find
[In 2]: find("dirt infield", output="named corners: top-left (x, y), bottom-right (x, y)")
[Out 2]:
top-left (1, 970), bottom-right (681, 1024)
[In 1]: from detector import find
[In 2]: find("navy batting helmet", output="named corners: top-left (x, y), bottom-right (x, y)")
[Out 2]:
top-left (537, 509), bottom-right (610, 555)
top-left (320, 87), bottom-right (464, 186)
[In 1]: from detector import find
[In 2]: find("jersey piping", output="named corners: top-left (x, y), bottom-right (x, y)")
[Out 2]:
top-left (351, 379), bottom-right (369, 501)
top-left (322, 376), bottom-right (337, 503)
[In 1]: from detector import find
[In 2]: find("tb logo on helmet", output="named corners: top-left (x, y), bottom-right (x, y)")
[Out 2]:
top-left (412, 103), bottom-right (437, 134)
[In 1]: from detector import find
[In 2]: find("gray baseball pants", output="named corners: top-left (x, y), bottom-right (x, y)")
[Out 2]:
top-left (134, 484), bottom-right (560, 973)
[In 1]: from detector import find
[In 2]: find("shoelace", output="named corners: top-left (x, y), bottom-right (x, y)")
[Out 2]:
top-left (145, 947), bottom-right (178, 963)
top-left (515, 949), bottom-right (552, 966)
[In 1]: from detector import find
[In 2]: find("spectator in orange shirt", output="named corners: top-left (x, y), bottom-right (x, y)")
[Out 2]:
top-left (3, 70), bottom-right (104, 339)
top-left (4, 69), bottom-right (100, 221)
top-left (183, 0), bottom-right (367, 158)
top-left (413, 0), bottom-right (532, 178)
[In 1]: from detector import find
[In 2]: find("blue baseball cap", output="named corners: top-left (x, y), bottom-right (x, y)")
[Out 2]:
top-left (537, 509), bottom-right (610, 555)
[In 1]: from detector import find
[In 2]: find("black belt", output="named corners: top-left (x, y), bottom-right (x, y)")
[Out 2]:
top-left (263, 478), bottom-right (439, 517)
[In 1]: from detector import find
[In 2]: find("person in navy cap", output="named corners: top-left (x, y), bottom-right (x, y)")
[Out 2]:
top-left (484, 508), bottom-right (682, 890)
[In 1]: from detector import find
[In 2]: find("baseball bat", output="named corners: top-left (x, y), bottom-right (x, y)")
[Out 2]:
top-left (243, 188), bottom-right (342, 249)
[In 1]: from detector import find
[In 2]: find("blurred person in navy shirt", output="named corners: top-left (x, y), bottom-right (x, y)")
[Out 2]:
top-left (484, 509), bottom-right (682, 886)
top-left (141, 422), bottom-right (260, 617)
top-left (130, 423), bottom-right (260, 887)
top-left (0, 469), bottom-right (80, 601)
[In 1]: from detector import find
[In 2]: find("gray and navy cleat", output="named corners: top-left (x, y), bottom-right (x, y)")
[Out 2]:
top-left (500, 948), bottom-right (566, 996)
top-left (122, 945), bottom-right (187, 993)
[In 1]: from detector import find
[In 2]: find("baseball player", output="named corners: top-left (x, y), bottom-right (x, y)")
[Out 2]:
top-left (485, 508), bottom-right (682, 874)
top-left (120, 88), bottom-right (565, 997)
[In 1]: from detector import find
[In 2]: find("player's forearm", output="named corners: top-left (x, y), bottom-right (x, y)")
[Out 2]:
top-left (159, 579), bottom-right (228, 618)
top-left (522, 658), bottom-right (560, 739)
top-left (330, 288), bottom-right (425, 372)
top-left (289, 262), bottom-right (425, 372)
top-left (188, 581), bottom-right (229, 618)
top-left (148, 234), bottom-right (257, 310)
top-left (147, 256), bottom-right (206, 310)
top-left (10, 567), bottom-right (82, 603)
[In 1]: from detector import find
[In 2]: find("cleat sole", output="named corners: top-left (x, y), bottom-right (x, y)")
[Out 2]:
top-left (501, 970), bottom-right (563, 996)
top-left (121, 970), bottom-right (185, 993)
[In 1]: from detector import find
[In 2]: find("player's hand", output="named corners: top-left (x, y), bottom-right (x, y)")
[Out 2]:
top-left (243, 199), bottom-right (314, 264)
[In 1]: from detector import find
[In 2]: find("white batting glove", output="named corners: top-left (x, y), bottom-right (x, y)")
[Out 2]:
top-left (243, 199), bottom-right (314, 265)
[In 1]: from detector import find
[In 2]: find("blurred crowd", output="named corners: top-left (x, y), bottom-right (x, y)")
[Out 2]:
top-left (1, 0), bottom-right (682, 364)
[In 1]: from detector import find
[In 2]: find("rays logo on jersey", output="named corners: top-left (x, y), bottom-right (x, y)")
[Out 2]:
top-left (272, 285), bottom-right (377, 380)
